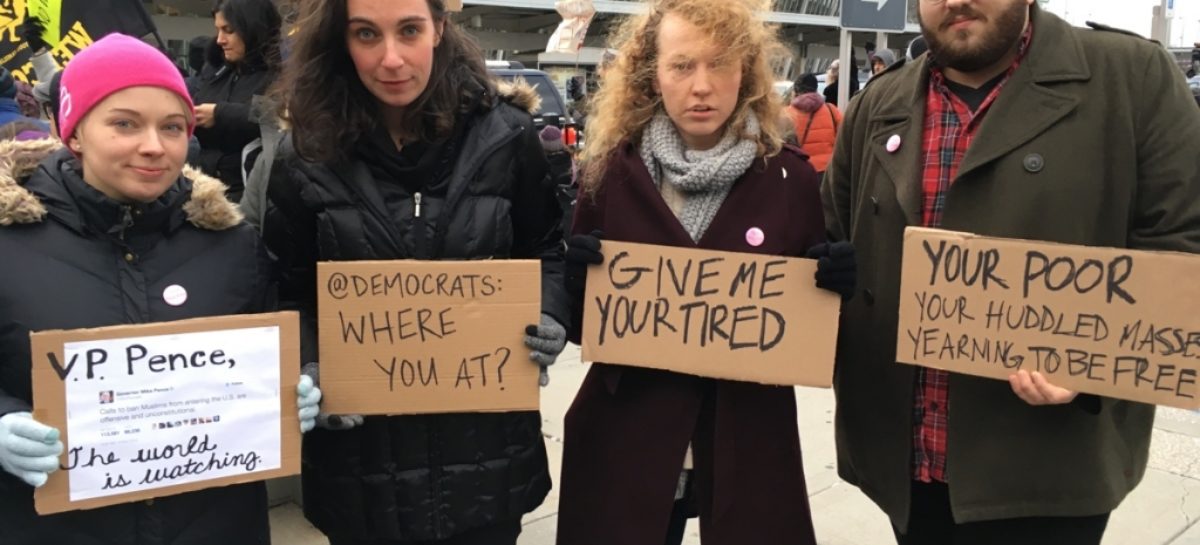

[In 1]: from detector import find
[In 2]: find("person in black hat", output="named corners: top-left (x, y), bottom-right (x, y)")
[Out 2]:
top-left (782, 72), bottom-right (842, 172)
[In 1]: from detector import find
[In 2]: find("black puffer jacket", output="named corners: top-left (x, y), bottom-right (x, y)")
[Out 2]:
top-left (0, 140), bottom-right (273, 544)
top-left (262, 82), bottom-right (568, 542)
top-left (191, 60), bottom-right (275, 202)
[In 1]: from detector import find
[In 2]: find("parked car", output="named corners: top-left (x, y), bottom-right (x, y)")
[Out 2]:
top-left (486, 60), bottom-right (572, 130)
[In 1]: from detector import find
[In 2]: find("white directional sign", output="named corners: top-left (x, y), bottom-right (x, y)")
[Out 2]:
top-left (841, 0), bottom-right (907, 32)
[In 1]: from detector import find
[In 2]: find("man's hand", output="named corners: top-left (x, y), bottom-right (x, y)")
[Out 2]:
top-left (1009, 370), bottom-right (1078, 405)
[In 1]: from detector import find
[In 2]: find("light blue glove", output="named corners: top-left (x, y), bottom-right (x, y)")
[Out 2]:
top-left (296, 375), bottom-right (322, 434)
top-left (302, 362), bottom-right (363, 431)
top-left (0, 412), bottom-right (63, 488)
top-left (524, 313), bottom-right (567, 387)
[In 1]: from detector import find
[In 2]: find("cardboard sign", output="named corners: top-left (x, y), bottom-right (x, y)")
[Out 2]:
top-left (317, 260), bottom-right (541, 415)
top-left (897, 227), bottom-right (1200, 409)
top-left (31, 312), bottom-right (302, 514)
top-left (581, 241), bottom-right (841, 387)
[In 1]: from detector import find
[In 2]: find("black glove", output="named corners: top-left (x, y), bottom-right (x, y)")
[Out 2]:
top-left (565, 230), bottom-right (604, 302)
top-left (806, 241), bottom-right (856, 300)
top-left (20, 17), bottom-right (47, 54)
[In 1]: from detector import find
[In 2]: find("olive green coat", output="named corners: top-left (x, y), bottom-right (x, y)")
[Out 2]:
top-left (822, 6), bottom-right (1200, 530)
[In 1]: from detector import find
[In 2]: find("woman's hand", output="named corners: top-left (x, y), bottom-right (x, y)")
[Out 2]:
top-left (525, 314), bottom-right (567, 386)
top-left (807, 241), bottom-right (857, 300)
top-left (565, 230), bottom-right (604, 302)
top-left (194, 103), bottom-right (217, 128)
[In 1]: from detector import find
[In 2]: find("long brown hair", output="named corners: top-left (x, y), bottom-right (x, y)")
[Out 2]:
top-left (579, 0), bottom-right (787, 194)
top-left (212, 0), bottom-right (283, 70)
top-left (271, 0), bottom-right (495, 163)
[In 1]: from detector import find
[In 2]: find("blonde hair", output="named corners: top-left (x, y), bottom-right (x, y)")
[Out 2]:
top-left (826, 59), bottom-right (840, 81)
top-left (578, 0), bottom-right (788, 194)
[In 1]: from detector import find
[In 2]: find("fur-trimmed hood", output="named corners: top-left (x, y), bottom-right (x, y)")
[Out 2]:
top-left (0, 138), bottom-right (242, 230)
top-left (495, 78), bottom-right (541, 115)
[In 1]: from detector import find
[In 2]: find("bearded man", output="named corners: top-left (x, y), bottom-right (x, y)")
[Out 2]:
top-left (822, 1), bottom-right (1200, 544)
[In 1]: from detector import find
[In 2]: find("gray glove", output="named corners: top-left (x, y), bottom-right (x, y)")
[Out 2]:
top-left (301, 362), bottom-right (363, 431)
top-left (525, 313), bottom-right (567, 386)
top-left (0, 412), bottom-right (62, 488)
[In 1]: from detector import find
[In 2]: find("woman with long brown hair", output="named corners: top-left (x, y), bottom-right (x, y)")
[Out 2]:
top-left (557, 0), bottom-right (855, 543)
top-left (262, 0), bottom-right (569, 544)
top-left (191, 0), bottom-right (282, 201)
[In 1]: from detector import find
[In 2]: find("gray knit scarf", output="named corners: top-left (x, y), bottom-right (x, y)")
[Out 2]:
top-left (639, 110), bottom-right (760, 242)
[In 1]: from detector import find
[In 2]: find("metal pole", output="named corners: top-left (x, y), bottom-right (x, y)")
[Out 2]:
top-left (838, 27), bottom-right (852, 109)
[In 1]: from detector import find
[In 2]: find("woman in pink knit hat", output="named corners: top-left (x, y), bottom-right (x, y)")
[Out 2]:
top-left (0, 33), bottom-right (320, 544)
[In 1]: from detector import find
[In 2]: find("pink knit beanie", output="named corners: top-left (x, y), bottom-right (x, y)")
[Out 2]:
top-left (58, 33), bottom-right (195, 143)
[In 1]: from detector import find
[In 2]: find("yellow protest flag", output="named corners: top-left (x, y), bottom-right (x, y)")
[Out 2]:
top-left (27, 0), bottom-right (63, 47)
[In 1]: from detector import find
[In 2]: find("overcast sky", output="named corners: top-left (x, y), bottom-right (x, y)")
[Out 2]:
top-left (1040, 0), bottom-right (1199, 47)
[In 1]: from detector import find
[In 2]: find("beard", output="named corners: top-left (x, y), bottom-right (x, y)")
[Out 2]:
top-left (920, 1), bottom-right (1029, 73)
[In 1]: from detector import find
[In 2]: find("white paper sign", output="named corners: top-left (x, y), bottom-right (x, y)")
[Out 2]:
top-left (62, 326), bottom-right (282, 501)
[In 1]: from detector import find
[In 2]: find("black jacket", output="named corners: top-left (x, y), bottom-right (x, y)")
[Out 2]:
top-left (191, 61), bottom-right (275, 202)
top-left (0, 140), bottom-right (274, 544)
top-left (262, 81), bottom-right (567, 541)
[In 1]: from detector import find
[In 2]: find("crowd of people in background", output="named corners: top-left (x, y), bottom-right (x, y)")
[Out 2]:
top-left (0, 0), bottom-right (1197, 544)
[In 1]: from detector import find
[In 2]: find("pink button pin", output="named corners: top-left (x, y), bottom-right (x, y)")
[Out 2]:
top-left (886, 134), bottom-right (902, 153)
top-left (163, 284), bottom-right (188, 306)
top-left (746, 227), bottom-right (765, 247)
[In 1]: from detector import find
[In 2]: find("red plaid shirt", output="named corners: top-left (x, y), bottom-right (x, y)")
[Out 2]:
top-left (913, 25), bottom-right (1033, 483)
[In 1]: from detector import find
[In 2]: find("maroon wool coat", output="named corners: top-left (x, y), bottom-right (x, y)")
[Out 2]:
top-left (556, 141), bottom-right (825, 545)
